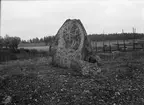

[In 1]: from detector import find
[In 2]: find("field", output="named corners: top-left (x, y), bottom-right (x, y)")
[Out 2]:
top-left (19, 46), bottom-right (49, 51)
top-left (0, 51), bottom-right (144, 105)
top-left (19, 42), bottom-right (46, 47)
top-left (19, 42), bottom-right (49, 51)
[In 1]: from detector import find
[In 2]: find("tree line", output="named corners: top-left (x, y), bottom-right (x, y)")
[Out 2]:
top-left (22, 33), bottom-right (144, 45)
top-left (1, 33), bottom-right (144, 50)
top-left (21, 36), bottom-right (55, 46)
top-left (88, 33), bottom-right (144, 41)
top-left (0, 35), bottom-right (55, 50)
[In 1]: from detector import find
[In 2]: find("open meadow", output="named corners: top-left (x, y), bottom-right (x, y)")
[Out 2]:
top-left (18, 42), bottom-right (49, 51)
top-left (19, 46), bottom-right (49, 51)
top-left (0, 51), bottom-right (144, 105)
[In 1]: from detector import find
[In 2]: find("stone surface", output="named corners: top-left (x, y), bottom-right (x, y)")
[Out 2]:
top-left (78, 60), bottom-right (101, 76)
top-left (50, 19), bottom-right (100, 76)
top-left (86, 54), bottom-right (102, 65)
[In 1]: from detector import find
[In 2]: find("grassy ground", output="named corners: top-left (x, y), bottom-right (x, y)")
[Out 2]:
top-left (0, 54), bottom-right (144, 105)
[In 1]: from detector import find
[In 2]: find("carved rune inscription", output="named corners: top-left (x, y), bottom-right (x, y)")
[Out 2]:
top-left (63, 23), bottom-right (81, 50)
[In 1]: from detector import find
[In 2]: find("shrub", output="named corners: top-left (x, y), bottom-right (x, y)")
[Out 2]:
top-left (3, 35), bottom-right (21, 50)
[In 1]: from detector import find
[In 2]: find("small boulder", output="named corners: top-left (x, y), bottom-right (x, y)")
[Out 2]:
top-left (2, 95), bottom-right (12, 105)
top-left (86, 54), bottom-right (102, 66)
top-left (78, 60), bottom-right (101, 76)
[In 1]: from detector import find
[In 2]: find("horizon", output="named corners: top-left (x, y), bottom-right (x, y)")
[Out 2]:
top-left (1, 0), bottom-right (144, 40)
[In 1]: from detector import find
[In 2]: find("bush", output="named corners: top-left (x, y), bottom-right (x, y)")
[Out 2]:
top-left (2, 35), bottom-right (21, 50)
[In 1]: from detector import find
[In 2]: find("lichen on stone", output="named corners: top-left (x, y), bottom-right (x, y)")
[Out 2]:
top-left (50, 19), bottom-right (101, 76)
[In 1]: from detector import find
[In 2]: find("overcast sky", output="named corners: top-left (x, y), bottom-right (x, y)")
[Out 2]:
top-left (1, 0), bottom-right (144, 40)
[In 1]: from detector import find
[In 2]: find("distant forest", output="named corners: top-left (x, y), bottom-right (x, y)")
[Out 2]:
top-left (19, 33), bottom-right (144, 45)
top-left (88, 33), bottom-right (144, 41)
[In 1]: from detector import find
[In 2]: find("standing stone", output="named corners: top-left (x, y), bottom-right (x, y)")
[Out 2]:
top-left (50, 19), bottom-right (101, 76)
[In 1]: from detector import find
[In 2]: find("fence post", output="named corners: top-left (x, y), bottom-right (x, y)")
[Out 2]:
top-left (133, 37), bottom-right (135, 51)
top-left (133, 27), bottom-right (136, 51)
top-left (0, 55), bottom-right (1, 62)
top-left (142, 44), bottom-right (144, 51)
top-left (103, 44), bottom-right (105, 53)
top-left (109, 40), bottom-right (111, 53)
top-left (117, 40), bottom-right (120, 51)
top-left (123, 40), bottom-right (126, 51)
top-left (103, 31), bottom-right (105, 52)
top-left (103, 33), bottom-right (105, 53)
top-left (95, 41), bottom-right (97, 52)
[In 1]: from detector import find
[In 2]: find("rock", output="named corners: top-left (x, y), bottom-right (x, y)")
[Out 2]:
top-left (51, 19), bottom-right (91, 67)
top-left (78, 60), bottom-right (101, 76)
top-left (2, 95), bottom-right (12, 105)
top-left (86, 54), bottom-right (102, 66)
top-left (50, 19), bottom-right (101, 76)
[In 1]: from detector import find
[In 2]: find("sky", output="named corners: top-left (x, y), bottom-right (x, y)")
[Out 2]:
top-left (1, 0), bottom-right (144, 40)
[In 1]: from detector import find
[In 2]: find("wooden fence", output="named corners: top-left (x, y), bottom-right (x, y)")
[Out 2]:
top-left (91, 39), bottom-right (144, 53)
